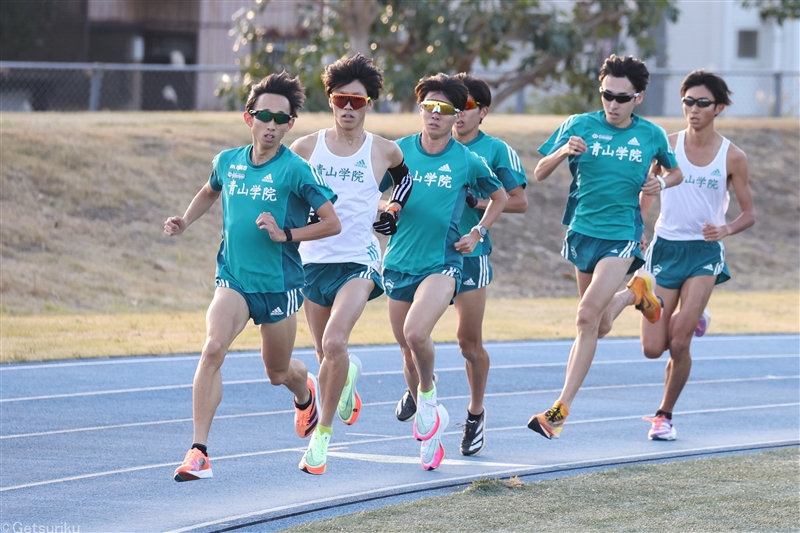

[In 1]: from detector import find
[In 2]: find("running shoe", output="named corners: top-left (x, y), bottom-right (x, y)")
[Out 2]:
top-left (527, 401), bottom-right (570, 440)
top-left (396, 388), bottom-right (417, 422)
top-left (626, 269), bottom-right (662, 323)
top-left (294, 373), bottom-right (319, 438)
top-left (395, 372), bottom-right (437, 423)
top-left (414, 390), bottom-right (441, 441)
top-left (173, 447), bottom-right (212, 482)
top-left (694, 308), bottom-right (711, 337)
top-left (420, 404), bottom-right (450, 471)
top-left (299, 427), bottom-right (331, 475)
top-left (644, 414), bottom-right (677, 441)
top-left (460, 409), bottom-right (486, 456)
top-left (338, 354), bottom-right (363, 425)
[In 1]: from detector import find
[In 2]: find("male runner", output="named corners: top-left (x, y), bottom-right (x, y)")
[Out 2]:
top-left (639, 70), bottom-right (755, 440)
top-left (528, 55), bottom-right (682, 440)
top-left (394, 73), bottom-right (528, 457)
top-left (165, 72), bottom-right (340, 481)
top-left (385, 73), bottom-right (507, 470)
top-left (290, 54), bottom-right (411, 474)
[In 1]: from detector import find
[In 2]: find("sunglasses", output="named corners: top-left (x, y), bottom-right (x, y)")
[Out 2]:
top-left (248, 109), bottom-right (293, 125)
top-left (599, 88), bottom-right (640, 103)
top-left (420, 100), bottom-right (461, 115)
top-left (682, 96), bottom-right (716, 108)
top-left (330, 93), bottom-right (371, 110)
top-left (465, 99), bottom-right (481, 110)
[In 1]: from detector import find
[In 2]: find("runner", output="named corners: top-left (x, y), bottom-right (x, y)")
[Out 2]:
top-left (639, 70), bottom-right (755, 440)
top-left (527, 55), bottom-right (682, 440)
top-left (290, 54), bottom-right (411, 474)
top-left (165, 72), bottom-right (340, 481)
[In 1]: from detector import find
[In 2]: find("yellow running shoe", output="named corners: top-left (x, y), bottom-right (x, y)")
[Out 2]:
top-left (626, 269), bottom-right (662, 323)
top-left (527, 401), bottom-right (570, 440)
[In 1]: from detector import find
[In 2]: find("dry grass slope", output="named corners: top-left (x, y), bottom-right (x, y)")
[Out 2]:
top-left (1, 113), bottom-right (798, 314)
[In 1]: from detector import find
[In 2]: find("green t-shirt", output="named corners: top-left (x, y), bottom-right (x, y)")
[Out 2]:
top-left (383, 134), bottom-right (502, 275)
top-left (458, 131), bottom-right (528, 257)
top-left (209, 144), bottom-right (336, 293)
top-left (538, 111), bottom-right (678, 241)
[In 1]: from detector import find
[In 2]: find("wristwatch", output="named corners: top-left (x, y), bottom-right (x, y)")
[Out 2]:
top-left (472, 225), bottom-right (487, 242)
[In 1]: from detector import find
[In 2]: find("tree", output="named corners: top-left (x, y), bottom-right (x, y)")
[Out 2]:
top-left (219, 0), bottom-right (678, 112)
top-left (741, 0), bottom-right (800, 25)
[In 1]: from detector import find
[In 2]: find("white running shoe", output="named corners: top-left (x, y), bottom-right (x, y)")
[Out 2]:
top-left (420, 404), bottom-right (449, 470)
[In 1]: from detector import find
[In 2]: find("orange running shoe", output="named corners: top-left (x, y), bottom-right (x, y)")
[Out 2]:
top-left (294, 373), bottom-right (319, 438)
top-left (173, 447), bottom-right (212, 482)
top-left (626, 269), bottom-right (662, 323)
top-left (527, 401), bottom-right (570, 440)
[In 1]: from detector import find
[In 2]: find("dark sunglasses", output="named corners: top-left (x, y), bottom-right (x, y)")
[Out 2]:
top-left (420, 100), bottom-right (460, 115)
top-left (465, 99), bottom-right (481, 110)
top-left (599, 88), bottom-right (640, 103)
top-left (331, 93), bottom-right (371, 110)
top-left (682, 96), bottom-right (716, 108)
top-left (248, 109), bottom-right (293, 125)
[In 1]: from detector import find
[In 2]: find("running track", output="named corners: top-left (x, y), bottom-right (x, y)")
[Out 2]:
top-left (1, 335), bottom-right (798, 532)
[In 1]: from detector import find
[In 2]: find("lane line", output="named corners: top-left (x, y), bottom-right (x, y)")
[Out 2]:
top-left (162, 438), bottom-right (800, 533)
top-left (3, 354), bottom-right (797, 403)
top-left (2, 376), bottom-right (797, 439)
top-left (326, 452), bottom-right (532, 468)
top-left (2, 402), bottom-right (797, 492)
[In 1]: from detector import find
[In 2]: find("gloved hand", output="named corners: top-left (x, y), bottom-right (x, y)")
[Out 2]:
top-left (372, 210), bottom-right (398, 235)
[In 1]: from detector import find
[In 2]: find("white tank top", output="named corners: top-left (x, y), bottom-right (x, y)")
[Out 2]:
top-left (655, 130), bottom-right (731, 241)
top-left (299, 130), bottom-right (382, 268)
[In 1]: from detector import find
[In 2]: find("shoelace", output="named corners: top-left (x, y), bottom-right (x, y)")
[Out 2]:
top-left (546, 405), bottom-right (564, 422)
top-left (643, 416), bottom-right (669, 429)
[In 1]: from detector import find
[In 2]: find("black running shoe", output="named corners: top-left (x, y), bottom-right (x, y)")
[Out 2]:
top-left (460, 408), bottom-right (486, 456)
top-left (395, 388), bottom-right (416, 422)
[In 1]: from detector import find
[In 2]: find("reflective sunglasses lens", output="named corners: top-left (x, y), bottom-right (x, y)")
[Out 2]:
top-left (601, 90), bottom-right (634, 103)
top-left (683, 97), bottom-right (714, 108)
top-left (421, 101), bottom-right (458, 115)
top-left (465, 100), bottom-right (479, 110)
top-left (254, 110), bottom-right (291, 124)
top-left (331, 94), bottom-right (369, 110)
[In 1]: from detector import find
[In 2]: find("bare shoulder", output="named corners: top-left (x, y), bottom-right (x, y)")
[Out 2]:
top-left (667, 131), bottom-right (679, 147)
top-left (289, 131), bottom-right (320, 160)
top-left (727, 141), bottom-right (748, 172)
top-left (372, 134), bottom-right (404, 165)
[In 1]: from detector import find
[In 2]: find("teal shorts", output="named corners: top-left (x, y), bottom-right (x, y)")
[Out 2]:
top-left (383, 267), bottom-right (462, 303)
top-left (561, 230), bottom-right (644, 274)
top-left (458, 255), bottom-right (493, 293)
top-left (645, 236), bottom-right (730, 290)
top-left (302, 262), bottom-right (384, 307)
top-left (215, 278), bottom-right (302, 325)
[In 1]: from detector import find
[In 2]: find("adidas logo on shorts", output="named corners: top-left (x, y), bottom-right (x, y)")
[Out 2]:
top-left (438, 164), bottom-right (452, 172)
top-left (703, 264), bottom-right (714, 271)
top-left (462, 278), bottom-right (476, 286)
top-left (270, 307), bottom-right (284, 316)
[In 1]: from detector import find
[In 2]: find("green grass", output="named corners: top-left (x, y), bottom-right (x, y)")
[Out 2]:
top-left (281, 448), bottom-right (800, 532)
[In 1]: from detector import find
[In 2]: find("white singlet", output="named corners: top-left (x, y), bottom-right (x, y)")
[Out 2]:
top-left (654, 130), bottom-right (731, 241)
top-left (299, 130), bottom-right (382, 268)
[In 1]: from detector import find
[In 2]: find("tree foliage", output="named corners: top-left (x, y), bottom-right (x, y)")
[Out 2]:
top-left (741, 0), bottom-right (800, 25)
top-left (218, 0), bottom-right (679, 112)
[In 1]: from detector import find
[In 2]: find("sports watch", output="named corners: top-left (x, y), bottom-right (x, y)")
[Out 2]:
top-left (472, 224), bottom-right (487, 242)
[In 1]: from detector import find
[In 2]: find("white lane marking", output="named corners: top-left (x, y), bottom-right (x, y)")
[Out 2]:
top-left (2, 335), bottom-right (796, 372)
top-left (1, 403), bottom-right (797, 492)
top-left (327, 451), bottom-right (533, 468)
top-left (162, 437), bottom-right (800, 533)
top-left (2, 376), bottom-right (797, 439)
top-left (3, 354), bottom-right (797, 403)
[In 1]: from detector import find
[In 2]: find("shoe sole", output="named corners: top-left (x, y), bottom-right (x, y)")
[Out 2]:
top-left (413, 409), bottom-right (441, 441)
top-left (339, 355), bottom-right (363, 425)
top-left (527, 416), bottom-right (560, 440)
top-left (174, 469), bottom-right (213, 482)
top-left (421, 405), bottom-right (449, 470)
top-left (299, 461), bottom-right (326, 475)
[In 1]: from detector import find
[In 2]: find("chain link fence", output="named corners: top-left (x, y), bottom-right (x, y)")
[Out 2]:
top-left (1, 61), bottom-right (798, 116)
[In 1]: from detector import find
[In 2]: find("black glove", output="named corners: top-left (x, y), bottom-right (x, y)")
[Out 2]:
top-left (372, 211), bottom-right (398, 235)
top-left (307, 209), bottom-right (321, 225)
top-left (465, 187), bottom-right (478, 208)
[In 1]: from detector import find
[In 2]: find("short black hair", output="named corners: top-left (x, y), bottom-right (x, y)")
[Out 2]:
top-left (414, 73), bottom-right (468, 111)
top-left (681, 70), bottom-right (733, 106)
top-left (453, 73), bottom-right (492, 107)
top-left (245, 71), bottom-right (306, 116)
top-left (599, 54), bottom-right (650, 93)
top-left (322, 53), bottom-right (384, 101)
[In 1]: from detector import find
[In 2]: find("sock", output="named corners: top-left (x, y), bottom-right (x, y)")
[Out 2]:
top-left (295, 389), bottom-right (312, 410)
top-left (467, 409), bottom-right (483, 421)
top-left (317, 424), bottom-right (332, 436)
top-left (656, 410), bottom-right (672, 420)
top-left (191, 443), bottom-right (208, 456)
top-left (418, 383), bottom-right (436, 403)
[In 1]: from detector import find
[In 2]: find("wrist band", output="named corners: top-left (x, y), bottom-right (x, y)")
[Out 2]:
top-left (656, 175), bottom-right (666, 190)
top-left (284, 228), bottom-right (293, 242)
